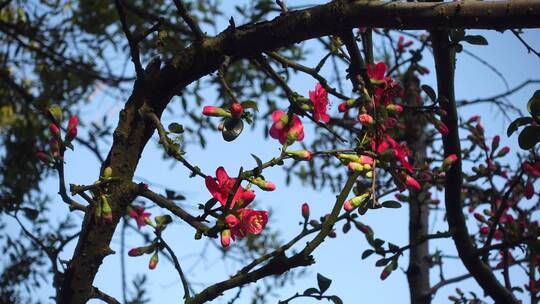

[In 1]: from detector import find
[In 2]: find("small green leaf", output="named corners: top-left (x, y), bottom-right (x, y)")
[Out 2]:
top-left (388, 243), bottom-right (400, 253)
top-left (518, 126), bottom-right (540, 149)
top-left (507, 117), bottom-right (533, 137)
top-left (421, 85), bottom-right (437, 102)
top-left (526, 90), bottom-right (540, 117)
top-left (463, 35), bottom-right (488, 45)
top-left (303, 287), bottom-right (319, 296)
top-left (381, 200), bottom-right (402, 209)
top-left (362, 249), bottom-right (374, 259)
top-left (251, 153), bottom-right (263, 176)
top-left (240, 100), bottom-right (258, 111)
top-left (375, 258), bottom-right (389, 267)
top-left (316, 273), bottom-right (332, 294)
top-left (21, 208), bottom-right (39, 220)
top-left (168, 123), bottom-right (184, 134)
top-left (329, 296), bottom-right (344, 304)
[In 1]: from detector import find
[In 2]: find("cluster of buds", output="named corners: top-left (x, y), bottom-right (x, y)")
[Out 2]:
top-left (37, 106), bottom-right (79, 163)
top-left (396, 35), bottom-right (413, 53)
top-left (94, 194), bottom-right (113, 226)
top-left (338, 154), bottom-right (374, 178)
top-left (128, 244), bottom-right (160, 270)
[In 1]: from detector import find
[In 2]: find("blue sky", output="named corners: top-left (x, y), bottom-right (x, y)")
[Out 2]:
top-left (8, 2), bottom-right (540, 303)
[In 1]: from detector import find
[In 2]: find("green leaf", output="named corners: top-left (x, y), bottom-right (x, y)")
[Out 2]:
top-left (388, 243), bottom-right (400, 253)
top-left (375, 258), bottom-right (389, 267)
top-left (507, 117), bottom-right (533, 137)
top-left (381, 200), bottom-right (402, 209)
top-left (421, 85), bottom-right (437, 102)
top-left (463, 35), bottom-right (488, 45)
top-left (21, 208), bottom-right (39, 220)
top-left (316, 273), bottom-right (332, 294)
top-left (518, 126), bottom-right (540, 149)
top-left (251, 153), bottom-right (263, 176)
top-left (168, 122), bottom-right (184, 134)
top-left (526, 90), bottom-right (540, 117)
top-left (329, 295), bottom-right (344, 304)
top-left (240, 100), bottom-right (258, 111)
top-left (362, 249), bottom-right (374, 259)
top-left (303, 287), bottom-right (319, 296)
top-left (155, 215), bottom-right (172, 226)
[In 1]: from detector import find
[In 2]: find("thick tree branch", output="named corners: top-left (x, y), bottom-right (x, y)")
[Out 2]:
top-left (431, 30), bottom-right (518, 304)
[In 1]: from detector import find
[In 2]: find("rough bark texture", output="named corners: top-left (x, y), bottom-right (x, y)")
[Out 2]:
top-left (431, 30), bottom-right (518, 304)
top-left (58, 1), bottom-right (540, 302)
top-left (403, 70), bottom-right (431, 304)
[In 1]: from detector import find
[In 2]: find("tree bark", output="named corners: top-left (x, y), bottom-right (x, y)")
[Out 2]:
top-left (403, 69), bottom-right (431, 304)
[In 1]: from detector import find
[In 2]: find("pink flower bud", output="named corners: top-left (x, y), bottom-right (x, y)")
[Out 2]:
top-left (128, 245), bottom-right (154, 257)
top-left (525, 181), bottom-right (535, 199)
top-left (220, 229), bottom-right (231, 248)
top-left (286, 150), bottom-right (314, 161)
top-left (348, 162), bottom-right (364, 172)
top-left (479, 226), bottom-right (489, 235)
top-left (436, 121), bottom-right (449, 136)
top-left (443, 154), bottom-right (458, 169)
top-left (66, 127), bottom-right (77, 141)
top-left (49, 123), bottom-right (60, 137)
top-left (491, 135), bottom-right (500, 151)
top-left (225, 214), bottom-right (240, 228)
top-left (405, 175), bottom-right (421, 191)
top-left (380, 269), bottom-right (391, 280)
top-left (50, 138), bottom-right (60, 157)
top-left (230, 102), bottom-right (244, 118)
top-left (202, 106), bottom-right (231, 118)
top-left (67, 115), bottom-right (78, 130)
top-left (148, 252), bottom-right (158, 269)
top-left (358, 113), bottom-right (374, 125)
top-left (496, 146), bottom-right (510, 157)
top-left (36, 151), bottom-right (49, 162)
top-left (473, 213), bottom-right (485, 222)
top-left (385, 104), bottom-right (403, 113)
top-left (301, 203), bottom-right (310, 220)
top-left (251, 177), bottom-right (276, 191)
top-left (338, 102), bottom-right (347, 112)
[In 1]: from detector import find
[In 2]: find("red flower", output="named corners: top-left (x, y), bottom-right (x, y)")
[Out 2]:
top-left (225, 209), bottom-right (268, 240)
top-left (205, 167), bottom-right (255, 208)
top-left (269, 110), bottom-right (304, 145)
top-left (309, 83), bottom-right (330, 123)
top-left (129, 205), bottom-right (151, 229)
top-left (358, 113), bottom-right (374, 125)
top-left (367, 62), bottom-right (387, 82)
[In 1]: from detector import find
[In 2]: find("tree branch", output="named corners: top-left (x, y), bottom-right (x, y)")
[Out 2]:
top-left (431, 30), bottom-right (518, 304)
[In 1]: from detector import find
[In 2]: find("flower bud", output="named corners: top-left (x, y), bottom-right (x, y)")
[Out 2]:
top-left (49, 123), bottom-right (60, 137)
top-left (491, 135), bottom-right (500, 151)
top-left (100, 195), bottom-right (113, 225)
top-left (36, 151), bottom-right (50, 162)
top-left (496, 146), bottom-right (510, 158)
top-left (202, 106), bottom-right (232, 118)
top-left (358, 113), bottom-right (374, 125)
top-left (301, 203), bottom-right (310, 220)
top-left (103, 167), bottom-right (113, 179)
top-left (338, 102), bottom-right (348, 112)
top-left (220, 229), bottom-right (231, 248)
top-left (230, 103), bottom-right (244, 118)
top-left (385, 104), bottom-right (403, 113)
top-left (348, 162), bottom-right (364, 172)
top-left (128, 245), bottom-right (155, 257)
top-left (148, 251), bottom-right (159, 269)
top-left (442, 154), bottom-right (458, 170)
top-left (50, 138), bottom-right (60, 157)
top-left (328, 229), bottom-right (336, 238)
top-left (250, 177), bottom-right (276, 191)
top-left (68, 115), bottom-right (79, 131)
top-left (479, 226), bottom-right (489, 235)
top-left (525, 181), bottom-right (535, 199)
top-left (473, 213), bottom-right (485, 222)
top-left (66, 127), bottom-right (77, 141)
top-left (344, 193), bottom-right (370, 212)
top-left (405, 175), bottom-right (421, 191)
top-left (286, 150), bottom-right (314, 161)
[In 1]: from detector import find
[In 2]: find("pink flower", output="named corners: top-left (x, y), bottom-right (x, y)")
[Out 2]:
top-left (309, 83), bottom-right (330, 123)
top-left (238, 208), bottom-right (268, 235)
top-left (269, 110), bottom-right (304, 145)
top-left (225, 209), bottom-right (269, 240)
top-left (205, 167), bottom-right (255, 208)
top-left (129, 205), bottom-right (151, 229)
top-left (367, 62), bottom-right (387, 82)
